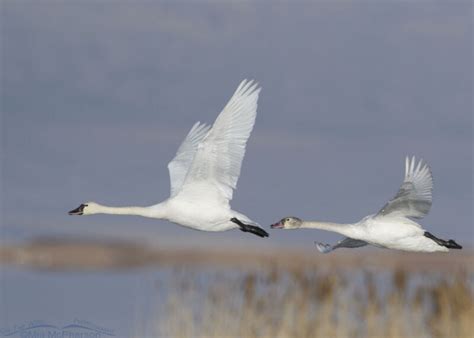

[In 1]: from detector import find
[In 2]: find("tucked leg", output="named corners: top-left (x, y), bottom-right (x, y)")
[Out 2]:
top-left (424, 232), bottom-right (462, 249)
top-left (231, 217), bottom-right (269, 238)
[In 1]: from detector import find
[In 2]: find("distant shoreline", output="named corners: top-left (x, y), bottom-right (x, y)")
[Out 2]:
top-left (1, 236), bottom-right (472, 272)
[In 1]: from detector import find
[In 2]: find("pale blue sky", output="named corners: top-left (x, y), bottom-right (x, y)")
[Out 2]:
top-left (2, 1), bottom-right (472, 249)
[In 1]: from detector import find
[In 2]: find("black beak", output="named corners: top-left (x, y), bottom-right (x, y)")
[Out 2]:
top-left (68, 204), bottom-right (86, 215)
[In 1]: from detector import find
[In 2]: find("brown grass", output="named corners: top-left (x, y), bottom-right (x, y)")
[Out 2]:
top-left (156, 266), bottom-right (473, 338)
top-left (156, 268), bottom-right (474, 337)
top-left (1, 237), bottom-right (472, 337)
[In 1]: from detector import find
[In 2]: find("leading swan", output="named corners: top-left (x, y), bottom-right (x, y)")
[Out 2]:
top-left (271, 157), bottom-right (461, 252)
top-left (69, 80), bottom-right (268, 238)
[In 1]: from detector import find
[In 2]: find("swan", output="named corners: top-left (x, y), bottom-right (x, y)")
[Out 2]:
top-left (68, 79), bottom-right (269, 238)
top-left (271, 156), bottom-right (462, 252)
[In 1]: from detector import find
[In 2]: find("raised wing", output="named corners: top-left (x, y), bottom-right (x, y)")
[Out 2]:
top-left (178, 79), bottom-right (261, 202)
top-left (315, 238), bottom-right (367, 254)
top-left (377, 156), bottom-right (433, 219)
top-left (167, 122), bottom-right (210, 197)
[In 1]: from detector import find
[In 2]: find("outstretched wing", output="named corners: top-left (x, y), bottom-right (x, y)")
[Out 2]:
top-left (315, 238), bottom-right (368, 254)
top-left (377, 156), bottom-right (433, 219)
top-left (178, 79), bottom-right (261, 202)
top-left (167, 122), bottom-right (211, 197)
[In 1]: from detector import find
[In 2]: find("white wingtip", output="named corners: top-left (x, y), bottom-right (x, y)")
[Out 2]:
top-left (415, 158), bottom-right (422, 173)
top-left (236, 79), bottom-right (261, 97)
top-left (405, 155), bottom-right (430, 177)
top-left (405, 156), bottom-right (409, 177)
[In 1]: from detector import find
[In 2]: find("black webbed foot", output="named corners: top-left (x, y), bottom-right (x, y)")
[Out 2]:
top-left (231, 217), bottom-right (269, 238)
top-left (447, 239), bottom-right (462, 249)
top-left (424, 231), bottom-right (462, 249)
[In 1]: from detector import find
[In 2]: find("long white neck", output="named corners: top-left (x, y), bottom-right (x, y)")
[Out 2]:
top-left (301, 221), bottom-right (355, 237)
top-left (90, 202), bottom-right (167, 219)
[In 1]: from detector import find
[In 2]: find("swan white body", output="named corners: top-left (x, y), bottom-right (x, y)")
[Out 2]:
top-left (271, 157), bottom-right (462, 252)
top-left (69, 80), bottom-right (268, 238)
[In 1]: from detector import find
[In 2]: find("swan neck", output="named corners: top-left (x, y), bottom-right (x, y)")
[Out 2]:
top-left (94, 204), bottom-right (160, 218)
top-left (301, 221), bottom-right (353, 236)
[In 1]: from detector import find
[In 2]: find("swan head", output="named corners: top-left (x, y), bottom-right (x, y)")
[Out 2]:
top-left (68, 202), bottom-right (100, 215)
top-left (271, 217), bottom-right (302, 229)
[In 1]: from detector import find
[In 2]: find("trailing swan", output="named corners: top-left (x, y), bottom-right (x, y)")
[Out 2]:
top-left (271, 156), bottom-right (461, 252)
top-left (69, 80), bottom-right (268, 238)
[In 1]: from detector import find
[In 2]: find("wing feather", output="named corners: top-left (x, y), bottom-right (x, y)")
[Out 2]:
top-left (167, 122), bottom-right (211, 197)
top-left (177, 79), bottom-right (261, 202)
top-left (377, 156), bottom-right (433, 219)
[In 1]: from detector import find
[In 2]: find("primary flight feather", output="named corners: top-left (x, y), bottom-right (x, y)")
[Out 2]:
top-left (69, 79), bottom-right (269, 238)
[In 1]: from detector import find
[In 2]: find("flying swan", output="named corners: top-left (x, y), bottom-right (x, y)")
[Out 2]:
top-left (69, 80), bottom-right (269, 238)
top-left (271, 156), bottom-right (462, 252)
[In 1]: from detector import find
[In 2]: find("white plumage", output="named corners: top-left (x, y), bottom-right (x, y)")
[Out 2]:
top-left (377, 155), bottom-right (433, 220)
top-left (272, 157), bottom-right (461, 252)
top-left (69, 80), bottom-right (268, 238)
top-left (168, 122), bottom-right (211, 198)
top-left (179, 79), bottom-right (260, 202)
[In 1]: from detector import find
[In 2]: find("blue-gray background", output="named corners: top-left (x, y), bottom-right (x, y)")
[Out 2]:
top-left (1, 2), bottom-right (473, 335)
top-left (3, 1), bottom-right (472, 249)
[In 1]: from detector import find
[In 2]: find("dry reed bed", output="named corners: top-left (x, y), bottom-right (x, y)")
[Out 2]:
top-left (1, 238), bottom-right (472, 336)
top-left (157, 265), bottom-right (473, 338)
